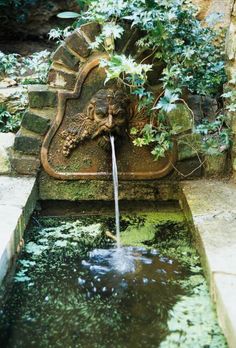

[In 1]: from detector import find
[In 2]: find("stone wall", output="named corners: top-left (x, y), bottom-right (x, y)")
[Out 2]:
top-left (225, 1), bottom-right (236, 180)
top-left (193, 0), bottom-right (234, 27)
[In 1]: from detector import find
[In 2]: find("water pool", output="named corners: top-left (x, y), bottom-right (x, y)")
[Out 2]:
top-left (0, 208), bottom-right (227, 348)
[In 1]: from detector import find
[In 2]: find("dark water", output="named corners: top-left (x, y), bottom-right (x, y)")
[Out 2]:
top-left (0, 214), bottom-right (227, 348)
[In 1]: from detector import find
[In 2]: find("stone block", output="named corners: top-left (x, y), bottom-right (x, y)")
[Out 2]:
top-left (39, 171), bottom-right (180, 201)
top-left (214, 273), bottom-right (236, 348)
top-left (0, 133), bottom-right (15, 174)
top-left (231, 114), bottom-right (236, 133)
top-left (233, 158), bottom-right (236, 172)
top-left (14, 128), bottom-right (42, 155)
top-left (0, 206), bottom-right (22, 283)
top-left (177, 133), bottom-right (201, 161)
top-left (166, 103), bottom-right (193, 134)
top-left (226, 22), bottom-right (236, 61)
top-left (48, 68), bottom-right (77, 90)
top-left (51, 44), bottom-right (80, 71)
top-left (80, 22), bottom-right (101, 43)
top-left (28, 85), bottom-right (57, 108)
top-left (65, 31), bottom-right (90, 58)
top-left (21, 111), bottom-right (51, 135)
top-left (10, 149), bottom-right (40, 175)
top-left (203, 153), bottom-right (227, 177)
top-left (0, 175), bottom-right (37, 284)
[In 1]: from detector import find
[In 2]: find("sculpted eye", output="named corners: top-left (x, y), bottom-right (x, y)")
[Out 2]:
top-left (116, 111), bottom-right (125, 119)
top-left (96, 108), bottom-right (107, 118)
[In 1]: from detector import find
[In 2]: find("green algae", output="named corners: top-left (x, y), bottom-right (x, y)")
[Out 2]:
top-left (0, 211), bottom-right (227, 348)
top-left (120, 211), bottom-right (184, 247)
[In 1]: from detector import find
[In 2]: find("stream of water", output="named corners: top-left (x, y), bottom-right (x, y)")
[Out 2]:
top-left (110, 135), bottom-right (121, 248)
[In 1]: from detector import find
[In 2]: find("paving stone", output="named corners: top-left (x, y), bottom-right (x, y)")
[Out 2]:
top-left (28, 85), bottom-right (57, 108)
top-left (0, 175), bottom-right (36, 208)
top-left (195, 219), bottom-right (236, 278)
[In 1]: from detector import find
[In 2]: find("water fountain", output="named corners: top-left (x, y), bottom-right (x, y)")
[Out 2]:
top-left (110, 135), bottom-right (120, 248)
top-left (0, 22), bottom-right (228, 348)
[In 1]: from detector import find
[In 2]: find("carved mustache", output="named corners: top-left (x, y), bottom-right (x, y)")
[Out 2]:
top-left (92, 125), bottom-right (123, 139)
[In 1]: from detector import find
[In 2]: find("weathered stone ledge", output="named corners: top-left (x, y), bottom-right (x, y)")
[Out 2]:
top-left (0, 176), bottom-right (37, 283)
top-left (180, 179), bottom-right (236, 348)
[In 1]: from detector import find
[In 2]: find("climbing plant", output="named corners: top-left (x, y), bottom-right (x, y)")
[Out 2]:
top-left (73, 0), bottom-right (228, 161)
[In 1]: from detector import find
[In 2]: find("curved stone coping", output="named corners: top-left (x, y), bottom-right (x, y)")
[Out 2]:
top-left (0, 176), bottom-right (37, 283)
top-left (180, 179), bottom-right (236, 348)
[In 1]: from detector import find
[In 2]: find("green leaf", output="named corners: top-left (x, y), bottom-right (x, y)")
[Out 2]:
top-left (57, 11), bottom-right (80, 19)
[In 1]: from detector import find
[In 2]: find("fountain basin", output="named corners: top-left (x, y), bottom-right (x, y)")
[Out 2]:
top-left (0, 202), bottom-right (227, 348)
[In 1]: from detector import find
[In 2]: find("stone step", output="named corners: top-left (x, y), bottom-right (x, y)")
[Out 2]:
top-left (14, 127), bottom-right (43, 155)
top-left (28, 85), bottom-right (57, 109)
top-left (21, 108), bottom-right (55, 135)
top-left (9, 149), bottom-right (40, 175)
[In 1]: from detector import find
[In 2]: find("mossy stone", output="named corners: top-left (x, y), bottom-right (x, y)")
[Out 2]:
top-left (166, 103), bottom-right (193, 134)
top-left (14, 128), bottom-right (42, 155)
top-left (21, 112), bottom-right (51, 135)
top-left (177, 133), bottom-right (201, 161)
top-left (10, 149), bottom-right (40, 175)
top-left (204, 153), bottom-right (227, 177)
top-left (51, 44), bottom-right (80, 70)
top-left (39, 171), bottom-right (180, 201)
top-left (28, 85), bottom-right (57, 108)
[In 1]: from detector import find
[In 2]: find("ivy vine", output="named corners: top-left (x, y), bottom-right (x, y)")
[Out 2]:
top-left (62, 0), bottom-right (229, 163)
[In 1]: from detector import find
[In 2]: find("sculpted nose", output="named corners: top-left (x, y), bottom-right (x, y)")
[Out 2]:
top-left (106, 114), bottom-right (113, 129)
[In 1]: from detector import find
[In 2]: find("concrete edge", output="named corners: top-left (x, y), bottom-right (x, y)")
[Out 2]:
top-left (0, 177), bottom-right (38, 284)
top-left (179, 186), bottom-right (236, 348)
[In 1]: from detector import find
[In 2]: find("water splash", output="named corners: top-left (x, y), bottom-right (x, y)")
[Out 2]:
top-left (110, 135), bottom-right (121, 248)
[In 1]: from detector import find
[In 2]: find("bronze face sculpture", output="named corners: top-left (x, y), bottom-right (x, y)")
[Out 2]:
top-left (61, 88), bottom-right (130, 157)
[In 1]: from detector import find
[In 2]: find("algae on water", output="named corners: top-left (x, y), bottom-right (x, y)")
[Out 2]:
top-left (0, 213), bottom-right (228, 348)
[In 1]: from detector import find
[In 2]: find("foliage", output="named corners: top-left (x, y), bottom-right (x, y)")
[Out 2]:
top-left (0, 105), bottom-right (23, 133)
top-left (0, 50), bottom-right (51, 84)
top-left (195, 115), bottom-right (232, 155)
top-left (48, 27), bottom-right (74, 44)
top-left (76, 0), bottom-right (227, 161)
top-left (0, 51), bottom-right (20, 77)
